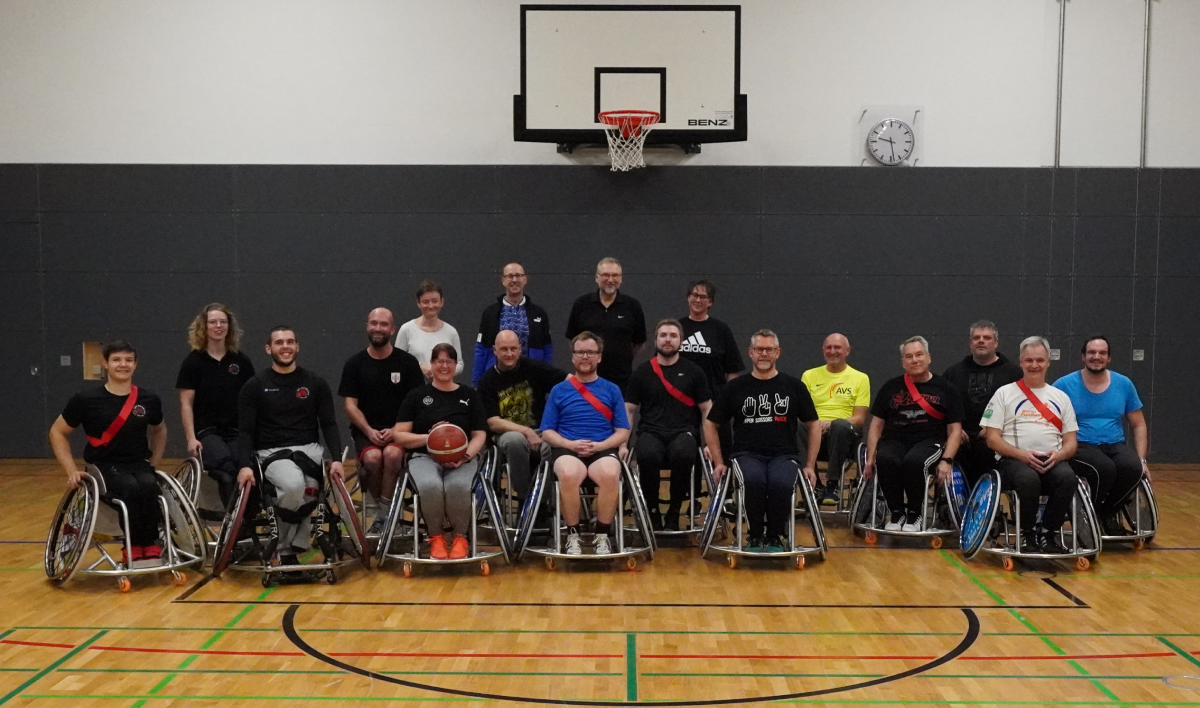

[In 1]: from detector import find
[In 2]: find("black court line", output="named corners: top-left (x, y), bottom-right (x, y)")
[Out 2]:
top-left (178, 598), bottom-right (1081, 610)
top-left (174, 573), bottom-right (215, 601)
top-left (284, 603), bottom-right (980, 706)
top-left (1041, 577), bottom-right (1088, 607)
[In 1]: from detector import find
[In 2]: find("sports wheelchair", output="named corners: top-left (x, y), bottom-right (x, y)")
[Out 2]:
top-left (514, 457), bottom-right (655, 570)
top-left (623, 431), bottom-right (716, 540)
top-left (211, 448), bottom-right (370, 586)
top-left (376, 455), bottom-right (511, 577)
top-left (1071, 460), bottom-right (1159, 551)
top-left (698, 457), bottom-right (827, 570)
top-left (850, 443), bottom-right (968, 549)
top-left (960, 469), bottom-right (1102, 571)
top-left (168, 454), bottom-right (228, 559)
top-left (45, 466), bottom-right (206, 591)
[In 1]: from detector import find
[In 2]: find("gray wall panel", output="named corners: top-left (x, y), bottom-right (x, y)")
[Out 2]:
top-left (41, 212), bottom-right (238, 273)
top-left (0, 221), bottom-right (40, 272)
top-left (1158, 218), bottom-right (1200, 277)
top-left (39, 165), bottom-right (233, 213)
top-left (1071, 277), bottom-right (1135, 336)
top-left (1076, 169), bottom-right (1139, 216)
top-left (1, 272), bottom-right (44, 332)
top-left (1073, 217), bottom-right (1136, 276)
top-left (235, 165), bottom-right (497, 214)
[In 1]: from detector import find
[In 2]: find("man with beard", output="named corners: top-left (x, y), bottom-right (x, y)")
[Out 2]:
top-left (622, 320), bottom-right (712, 531)
top-left (338, 308), bottom-right (424, 535)
top-left (1054, 335), bottom-right (1149, 533)
top-left (943, 320), bottom-right (1022, 485)
top-left (801, 333), bottom-right (870, 506)
top-left (565, 257), bottom-right (646, 392)
top-left (236, 326), bottom-right (344, 566)
top-left (472, 262), bottom-right (554, 386)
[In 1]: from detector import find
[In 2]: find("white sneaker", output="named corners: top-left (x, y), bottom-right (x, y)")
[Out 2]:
top-left (565, 531), bottom-right (583, 556)
top-left (902, 517), bottom-right (924, 533)
top-left (593, 534), bottom-right (612, 555)
top-left (366, 517), bottom-right (386, 537)
top-left (884, 520), bottom-right (902, 532)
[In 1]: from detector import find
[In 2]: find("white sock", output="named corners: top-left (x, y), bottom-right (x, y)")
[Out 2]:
top-left (376, 497), bottom-right (392, 521)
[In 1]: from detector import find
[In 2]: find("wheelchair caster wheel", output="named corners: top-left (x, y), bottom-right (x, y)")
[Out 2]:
top-left (325, 570), bottom-right (337, 585)
top-left (403, 562), bottom-right (413, 578)
top-left (117, 577), bottom-right (131, 593)
top-left (171, 571), bottom-right (187, 586)
top-left (480, 561), bottom-right (490, 576)
top-left (794, 556), bottom-right (805, 570)
top-left (261, 573), bottom-right (273, 587)
top-left (1133, 539), bottom-right (1145, 551)
top-left (544, 556), bottom-right (556, 571)
top-left (726, 554), bottom-right (738, 569)
top-left (626, 557), bottom-right (637, 571)
top-left (1075, 556), bottom-right (1090, 571)
top-left (865, 531), bottom-right (878, 545)
top-left (1002, 557), bottom-right (1015, 571)
top-left (931, 536), bottom-right (943, 550)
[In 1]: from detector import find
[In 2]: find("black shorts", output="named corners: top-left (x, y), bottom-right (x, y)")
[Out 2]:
top-left (350, 427), bottom-right (404, 465)
top-left (550, 446), bottom-right (619, 468)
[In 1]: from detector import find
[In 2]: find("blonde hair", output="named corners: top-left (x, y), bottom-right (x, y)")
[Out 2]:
top-left (188, 303), bottom-right (243, 352)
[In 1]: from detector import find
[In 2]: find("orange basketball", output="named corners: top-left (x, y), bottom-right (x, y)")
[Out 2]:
top-left (427, 422), bottom-right (468, 465)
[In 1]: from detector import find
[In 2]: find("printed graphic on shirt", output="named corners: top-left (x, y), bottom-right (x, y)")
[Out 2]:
top-left (229, 364), bottom-right (240, 375)
top-left (132, 405), bottom-right (146, 417)
top-left (741, 394), bottom-right (790, 422)
top-left (496, 380), bottom-right (536, 428)
top-left (391, 372), bottom-right (402, 384)
top-left (681, 331), bottom-right (712, 355)
top-left (296, 387), bottom-right (310, 399)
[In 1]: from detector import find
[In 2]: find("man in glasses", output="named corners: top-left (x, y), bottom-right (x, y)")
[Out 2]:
top-left (540, 332), bottom-right (631, 555)
top-left (472, 262), bottom-right (554, 386)
top-left (565, 257), bottom-right (647, 392)
top-left (680, 279), bottom-right (744, 457)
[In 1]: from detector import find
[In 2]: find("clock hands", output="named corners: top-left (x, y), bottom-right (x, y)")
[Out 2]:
top-left (881, 136), bottom-right (897, 162)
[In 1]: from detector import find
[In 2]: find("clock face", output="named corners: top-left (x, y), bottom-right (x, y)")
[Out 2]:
top-left (867, 119), bottom-right (915, 166)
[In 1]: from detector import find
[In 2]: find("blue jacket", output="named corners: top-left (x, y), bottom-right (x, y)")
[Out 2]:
top-left (472, 295), bottom-right (554, 385)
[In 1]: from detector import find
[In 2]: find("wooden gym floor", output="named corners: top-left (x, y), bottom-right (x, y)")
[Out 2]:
top-left (2, 459), bottom-right (1200, 707)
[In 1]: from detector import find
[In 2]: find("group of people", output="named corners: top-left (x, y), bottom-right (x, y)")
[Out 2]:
top-left (48, 256), bottom-right (1152, 565)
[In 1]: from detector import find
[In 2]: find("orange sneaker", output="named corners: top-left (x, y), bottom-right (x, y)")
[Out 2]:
top-left (449, 535), bottom-right (469, 560)
top-left (429, 535), bottom-right (449, 560)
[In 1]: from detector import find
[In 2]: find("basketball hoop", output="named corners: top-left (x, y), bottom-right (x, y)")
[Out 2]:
top-left (598, 110), bottom-right (660, 172)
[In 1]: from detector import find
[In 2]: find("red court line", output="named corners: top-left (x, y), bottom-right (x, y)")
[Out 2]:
top-left (1, 639), bottom-right (76, 649)
top-left (89, 644), bottom-right (618, 659)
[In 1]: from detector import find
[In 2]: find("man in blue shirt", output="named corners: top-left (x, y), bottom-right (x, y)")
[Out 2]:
top-left (1053, 335), bottom-right (1150, 533)
top-left (540, 331), bottom-right (631, 556)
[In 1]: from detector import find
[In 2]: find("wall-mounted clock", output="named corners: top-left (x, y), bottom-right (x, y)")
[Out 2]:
top-left (866, 119), bottom-right (915, 166)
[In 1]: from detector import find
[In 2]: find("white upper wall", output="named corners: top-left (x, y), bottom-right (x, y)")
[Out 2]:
top-left (0, 0), bottom-right (1196, 166)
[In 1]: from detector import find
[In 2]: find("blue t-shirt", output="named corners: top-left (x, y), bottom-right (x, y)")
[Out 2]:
top-left (540, 376), bottom-right (630, 442)
top-left (1052, 370), bottom-right (1142, 445)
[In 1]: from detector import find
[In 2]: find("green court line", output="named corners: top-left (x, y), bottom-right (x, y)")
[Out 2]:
top-left (626, 633), bottom-right (637, 702)
top-left (939, 550), bottom-right (1007, 606)
top-left (1158, 637), bottom-right (1200, 670)
top-left (0, 630), bottom-right (107, 705)
top-left (62, 669), bottom-right (621, 677)
top-left (0, 629), bottom-right (13, 642)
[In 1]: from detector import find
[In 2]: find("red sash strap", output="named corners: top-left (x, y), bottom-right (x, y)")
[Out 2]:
top-left (903, 374), bottom-right (944, 421)
top-left (1016, 379), bottom-right (1063, 432)
top-left (87, 386), bottom-right (139, 447)
top-left (568, 375), bottom-right (613, 421)
top-left (650, 358), bottom-right (695, 407)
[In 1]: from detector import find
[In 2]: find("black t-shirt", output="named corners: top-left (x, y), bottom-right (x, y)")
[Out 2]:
top-left (61, 385), bottom-right (164, 465)
top-left (625, 357), bottom-right (712, 437)
top-left (707, 372), bottom-right (818, 458)
top-left (870, 373), bottom-right (965, 446)
top-left (679, 316), bottom-right (744, 394)
top-left (396, 384), bottom-right (488, 456)
top-left (564, 291), bottom-right (647, 385)
top-left (477, 358), bottom-right (567, 429)
top-left (942, 353), bottom-right (1023, 436)
top-left (337, 348), bottom-right (424, 430)
top-left (175, 349), bottom-right (256, 432)
top-left (235, 367), bottom-right (342, 468)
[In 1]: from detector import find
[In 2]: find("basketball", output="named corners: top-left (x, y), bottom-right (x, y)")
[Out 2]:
top-left (426, 422), bottom-right (468, 465)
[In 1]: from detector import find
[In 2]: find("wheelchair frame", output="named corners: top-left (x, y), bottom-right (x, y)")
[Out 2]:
top-left (624, 431), bottom-right (715, 539)
top-left (850, 443), bottom-right (965, 549)
top-left (1072, 461), bottom-right (1159, 550)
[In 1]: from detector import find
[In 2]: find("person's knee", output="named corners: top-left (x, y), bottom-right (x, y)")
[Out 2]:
top-left (589, 458), bottom-right (621, 489)
top-left (360, 448), bottom-right (383, 473)
top-left (829, 418), bottom-right (854, 437)
top-left (382, 445), bottom-right (405, 468)
top-left (554, 458), bottom-right (586, 485)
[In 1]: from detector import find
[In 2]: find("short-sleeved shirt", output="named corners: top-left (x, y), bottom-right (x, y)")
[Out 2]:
top-left (981, 381), bottom-right (1079, 452)
top-left (337, 348), bottom-right (424, 430)
top-left (564, 291), bottom-right (647, 385)
top-left (61, 385), bottom-right (164, 465)
top-left (1052, 370), bottom-right (1142, 445)
top-left (679, 316), bottom-right (744, 394)
top-left (540, 377), bottom-right (630, 442)
top-left (625, 357), bottom-right (712, 437)
top-left (707, 372), bottom-right (818, 458)
top-left (175, 350), bottom-right (256, 432)
top-left (870, 373), bottom-right (964, 446)
top-left (477, 358), bottom-right (567, 429)
top-left (396, 384), bottom-right (488, 456)
top-left (801, 364), bottom-right (871, 422)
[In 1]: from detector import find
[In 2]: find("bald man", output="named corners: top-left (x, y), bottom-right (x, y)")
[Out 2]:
top-left (801, 334), bottom-right (871, 505)
top-left (338, 307), bottom-right (424, 535)
top-left (478, 330), bottom-right (567, 503)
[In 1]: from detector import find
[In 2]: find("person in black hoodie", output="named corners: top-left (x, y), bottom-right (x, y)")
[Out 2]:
top-left (942, 320), bottom-right (1022, 485)
top-left (471, 262), bottom-right (554, 385)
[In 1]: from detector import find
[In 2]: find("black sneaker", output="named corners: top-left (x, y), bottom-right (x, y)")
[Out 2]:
top-left (1038, 531), bottom-right (1070, 555)
top-left (279, 553), bottom-right (300, 567)
top-left (1100, 512), bottom-right (1125, 536)
top-left (1017, 530), bottom-right (1039, 554)
top-left (821, 484), bottom-right (840, 507)
top-left (765, 535), bottom-right (786, 553)
top-left (745, 536), bottom-right (765, 552)
top-left (648, 508), bottom-right (664, 531)
top-left (663, 506), bottom-right (680, 532)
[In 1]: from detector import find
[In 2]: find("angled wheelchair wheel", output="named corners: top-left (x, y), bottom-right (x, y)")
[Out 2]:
top-left (45, 475), bottom-right (100, 586)
top-left (330, 471), bottom-right (371, 569)
top-left (1073, 484), bottom-right (1103, 558)
top-left (960, 470), bottom-right (1001, 560)
top-left (474, 474), bottom-right (512, 565)
top-left (213, 482), bottom-right (252, 577)
top-left (170, 457), bottom-right (202, 504)
top-left (944, 463), bottom-right (969, 529)
top-left (797, 469), bottom-right (827, 560)
top-left (514, 463), bottom-right (550, 560)
top-left (698, 470), bottom-right (731, 557)
top-left (156, 471), bottom-right (207, 562)
top-left (623, 460), bottom-right (657, 558)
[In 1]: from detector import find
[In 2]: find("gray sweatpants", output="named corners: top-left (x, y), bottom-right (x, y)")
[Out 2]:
top-left (258, 443), bottom-right (325, 554)
top-left (496, 430), bottom-right (550, 499)
top-left (407, 453), bottom-right (478, 537)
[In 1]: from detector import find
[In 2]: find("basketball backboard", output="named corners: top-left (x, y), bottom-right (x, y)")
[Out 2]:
top-left (514, 4), bottom-right (746, 152)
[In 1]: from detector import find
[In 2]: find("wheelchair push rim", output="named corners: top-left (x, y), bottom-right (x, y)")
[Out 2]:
top-left (513, 461), bottom-right (550, 560)
top-left (697, 468), bottom-right (731, 557)
top-left (212, 481), bottom-right (252, 577)
top-left (330, 471), bottom-right (372, 569)
top-left (474, 474), bottom-right (513, 565)
top-left (45, 474), bottom-right (101, 586)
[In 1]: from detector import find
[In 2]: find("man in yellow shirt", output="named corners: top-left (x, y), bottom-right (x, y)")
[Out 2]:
top-left (801, 333), bottom-right (871, 506)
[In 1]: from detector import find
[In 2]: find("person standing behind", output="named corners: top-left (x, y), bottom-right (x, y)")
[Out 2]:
top-left (943, 319), bottom-right (1022, 485)
top-left (800, 333), bottom-right (870, 506)
top-left (679, 279), bottom-right (743, 456)
top-left (396, 280), bottom-right (463, 379)
top-left (472, 262), bottom-right (553, 386)
top-left (565, 257), bottom-right (646, 391)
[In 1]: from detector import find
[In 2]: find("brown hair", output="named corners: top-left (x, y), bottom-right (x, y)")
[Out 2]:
top-left (416, 280), bottom-right (443, 301)
top-left (431, 342), bottom-right (459, 362)
top-left (188, 303), bottom-right (242, 352)
top-left (571, 331), bottom-right (604, 353)
top-left (655, 318), bottom-right (683, 337)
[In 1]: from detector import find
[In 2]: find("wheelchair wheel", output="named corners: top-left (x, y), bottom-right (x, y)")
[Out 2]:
top-left (797, 469), bottom-right (827, 560)
top-left (170, 458), bottom-right (202, 503)
top-left (960, 470), bottom-right (1002, 560)
top-left (474, 475), bottom-right (513, 564)
top-left (514, 463), bottom-right (550, 560)
top-left (330, 472), bottom-right (371, 569)
top-left (213, 483), bottom-right (252, 577)
top-left (944, 464), bottom-right (969, 529)
top-left (698, 470), bottom-right (731, 557)
top-left (157, 471), bottom-right (207, 562)
top-left (623, 461), bottom-right (656, 559)
top-left (45, 475), bottom-right (101, 586)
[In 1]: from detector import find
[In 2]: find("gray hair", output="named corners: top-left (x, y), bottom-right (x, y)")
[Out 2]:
top-left (750, 329), bottom-right (779, 347)
top-left (969, 319), bottom-right (998, 338)
top-left (1019, 335), bottom-right (1051, 356)
top-left (899, 335), bottom-right (929, 355)
top-left (596, 257), bottom-right (622, 272)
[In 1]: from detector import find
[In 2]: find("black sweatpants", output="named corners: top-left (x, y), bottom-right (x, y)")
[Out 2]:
top-left (96, 462), bottom-right (161, 546)
top-left (1071, 442), bottom-right (1143, 514)
top-left (957, 434), bottom-right (998, 488)
top-left (996, 457), bottom-right (1077, 533)
top-left (733, 453), bottom-right (798, 539)
top-left (875, 438), bottom-right (943, 518)
top-left (816, 419), bottom-right (861, 484)
top-left (635, 430), bottom-right (698, 508)
top-left (198, 428), bottom-right (239, 508)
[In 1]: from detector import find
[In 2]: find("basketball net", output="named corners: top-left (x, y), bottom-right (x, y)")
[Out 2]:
top-left (598, 110), bottom-right (660, 172)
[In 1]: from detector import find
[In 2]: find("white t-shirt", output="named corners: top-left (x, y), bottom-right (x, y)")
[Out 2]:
top-left (980, 381), bottom-right (1078, 452)
top-left (395, 320), bottom-right (464, 375)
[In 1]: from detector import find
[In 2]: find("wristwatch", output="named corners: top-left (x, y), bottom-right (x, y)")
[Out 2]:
top-left (941, 456), bottom-right (956, 465)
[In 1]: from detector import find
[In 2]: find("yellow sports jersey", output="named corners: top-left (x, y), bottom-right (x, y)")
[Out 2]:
top-left (801, 364), bottom-right (871, 421)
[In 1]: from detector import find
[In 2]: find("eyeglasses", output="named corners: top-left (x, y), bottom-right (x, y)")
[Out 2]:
top-left (206, 319), bottom-right (228, 325)
top-left (688, 292), bottom-right (711, 301)
top-left (572, 350), bottom-right (600, 358)
top-left (597, 274), bottom-right (621, 280)
top-left (751, 347), bottom-right (778, 356)
top-left (502, 273), bottom-right (527, 280)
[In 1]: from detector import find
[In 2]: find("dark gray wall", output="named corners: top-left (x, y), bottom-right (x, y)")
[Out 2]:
top-left (2, 165), bottom-right (1197, 460)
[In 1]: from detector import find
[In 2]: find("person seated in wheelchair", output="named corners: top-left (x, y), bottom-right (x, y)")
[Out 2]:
top-left (234, 326), bottom-right (345, 569)
top-left (620, 319), bottom-right (712, 531)
top-left (392, 343), bottom-right (488, 560)
top-left (539, 332), bottom-right (631, 556)
top-left (863, 336), bottom-right (963, 533)
top-left (48, 340), bottom-right (167, 562)
top-left (1053, 335), bottom-right (1150, 535)
top-left (981, 336), bottom-right (1079, 554)
top-left (177, 303), bottom-right (255, 508)
top-left (704, 329), bottom-right (820, 553)
top-left (801, 333), bottom-right (870, 507)
top-left (477, 330), bottom-right (566, 508)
